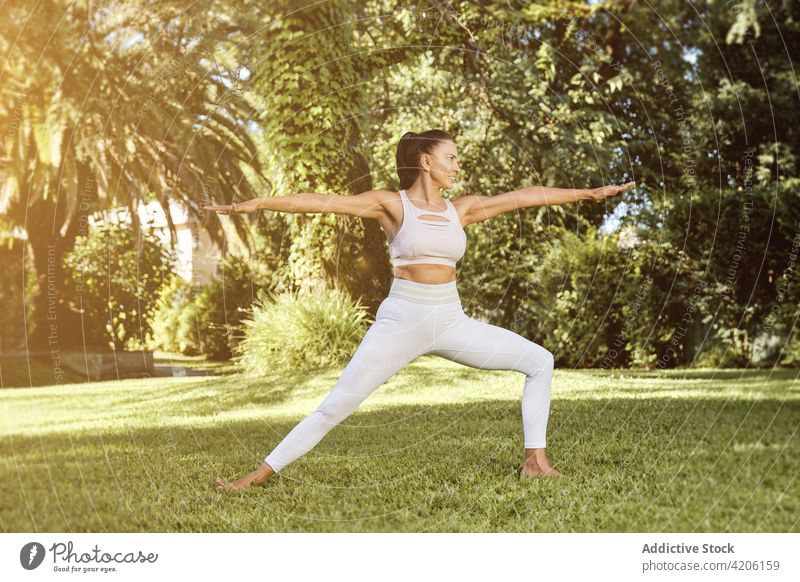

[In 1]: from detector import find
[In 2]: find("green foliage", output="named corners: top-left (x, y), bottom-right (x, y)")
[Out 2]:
top-left (62, 220), bottom-right (173, 350)
top-left (4, 0), bottom-right (798, 368)
top-left (179, 254), bottom-right (265, 360)
top-left (247, 0), bottom-right (389, 299)
top-left (619, 240), bottom-right (710, 370)
top-left (146, 274), bottom-right (193, 354)
top-left (176, 280), bottom-right (235, 360)
top-left (551, 239), bottom-right (625, 367)
top-left (147, 225), bottom-right (294, 359)
top-left (779, 333), bottom-right (800, 367)
top-left (695, 342), bottom-right (750, 369)
top-left (0, 0), bottom-right (267, 349)
top-left (234, 287), bottom-right (371, 376)
top-left (513, 226), bottom-right (637, 368)
top-left (0, 0), bottom-right (266, 227)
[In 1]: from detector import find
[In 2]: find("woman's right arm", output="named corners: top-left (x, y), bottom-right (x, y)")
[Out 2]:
top-left (205, 190), bottom-right (391, 220)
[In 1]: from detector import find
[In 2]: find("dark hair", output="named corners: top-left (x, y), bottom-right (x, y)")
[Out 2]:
top-left (395, 129), bottom-right (454, 189)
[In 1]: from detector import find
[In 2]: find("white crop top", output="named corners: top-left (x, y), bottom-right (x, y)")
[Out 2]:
top-left (388, 190), bottom-right (467, 268)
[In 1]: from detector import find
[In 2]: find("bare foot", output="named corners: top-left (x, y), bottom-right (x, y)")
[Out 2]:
top-left (520, 462), bottom-right (562, 478)
top-left (521, 448), bottom-right (563, 479)
top-left (215, 462), bottom-right (275, 491)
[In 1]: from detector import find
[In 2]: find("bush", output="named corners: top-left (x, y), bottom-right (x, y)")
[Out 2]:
top-left (779, 332), bottom-right (800, 367)
top-left (695, 342), bottom-right (750, 368)
top-left (512, 226), bottom-right (636, 368)
top-left (146, 253), bottom-right (273, 360)
top-left (146, 273), bottom-right (193, 354)
top-left (234, 287), bottom-right (370, 376)
top-left (177, 277), bottom-right (239, 360)
top-left (62, 220), bottom-right (173, 350)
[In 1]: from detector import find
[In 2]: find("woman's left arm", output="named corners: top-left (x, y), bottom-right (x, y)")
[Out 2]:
top-left (460, 181), bottom-right (636, 226)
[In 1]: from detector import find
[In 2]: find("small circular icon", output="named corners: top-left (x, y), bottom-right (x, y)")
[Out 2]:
top-left (20, 542), bottom-right (46, 570)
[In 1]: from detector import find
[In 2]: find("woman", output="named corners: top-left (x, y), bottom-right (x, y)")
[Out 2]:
top-left (205, 129), bottom-right (635, 489)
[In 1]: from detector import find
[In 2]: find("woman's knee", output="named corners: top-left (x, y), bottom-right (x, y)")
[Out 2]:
top-left (541, 346), bottom-right (555, 370)
top-left (524, 343), bottom-right (554, 376)
top-left (315, 393), bottom-right (360, 425)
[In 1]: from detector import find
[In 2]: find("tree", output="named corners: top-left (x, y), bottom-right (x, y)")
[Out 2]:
top-left (0, 0), bottom-right (267, 349)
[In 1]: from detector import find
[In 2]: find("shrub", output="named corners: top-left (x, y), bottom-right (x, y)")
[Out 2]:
top-left (234, 287), bottom-right (370, 376)
top-left (695, 342), bottom-right (750, 368)
top-left (147, 253), bottom-right (273, 360)
top-left (62, 220), bottom-right (173, 350)
top-left (176, 277), bottom-right (239, 360)
top-left (146, 273), bottom-right (193, 354)
top-left (779, 332), bottom-right (800, 367)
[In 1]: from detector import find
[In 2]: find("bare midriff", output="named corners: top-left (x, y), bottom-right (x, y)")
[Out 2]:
top-left (393, 264), bottom-right (456, 284)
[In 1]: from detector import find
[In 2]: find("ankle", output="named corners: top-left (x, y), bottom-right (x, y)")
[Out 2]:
top-left (255, 462), bottom-right (275, 478)
top-left (524, 458), bottom-right (546, 468)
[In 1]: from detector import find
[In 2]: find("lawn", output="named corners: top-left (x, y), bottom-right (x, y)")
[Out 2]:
top-left (1, 358), bottom-right (797, 532)
top-left (0, 351), bottom-right (232, 388)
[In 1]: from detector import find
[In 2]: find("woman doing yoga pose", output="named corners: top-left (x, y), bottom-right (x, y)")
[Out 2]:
top-left (205, 130), bottom-right (635, 489)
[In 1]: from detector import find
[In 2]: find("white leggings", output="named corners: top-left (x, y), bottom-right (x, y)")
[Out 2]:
top-left (264, 278), bottom-right (555, 473)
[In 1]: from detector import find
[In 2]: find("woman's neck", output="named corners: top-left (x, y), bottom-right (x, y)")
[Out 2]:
top-left (405, 189), bottom-right (444, 206)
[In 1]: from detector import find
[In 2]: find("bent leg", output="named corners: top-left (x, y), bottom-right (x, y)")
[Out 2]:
top-left (264, 299), bottom-right (427, 472)
top-left (432, 315), bottom-right (555, 448)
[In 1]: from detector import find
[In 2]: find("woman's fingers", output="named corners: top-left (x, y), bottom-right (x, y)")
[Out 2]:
top-left (592, 181), bottom-right (635, 201)
top-left (609, 181), bottom-right (636, 196)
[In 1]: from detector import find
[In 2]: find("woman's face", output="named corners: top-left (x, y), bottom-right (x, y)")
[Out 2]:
top-left (421, 140), bottom-right (461, 190)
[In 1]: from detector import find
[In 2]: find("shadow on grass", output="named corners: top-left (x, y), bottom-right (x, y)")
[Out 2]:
top-left (1, 395), bottom-right (797, 533)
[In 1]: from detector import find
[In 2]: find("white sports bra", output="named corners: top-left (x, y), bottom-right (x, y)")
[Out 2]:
top-left (388, 190), bottom-right (467, 268)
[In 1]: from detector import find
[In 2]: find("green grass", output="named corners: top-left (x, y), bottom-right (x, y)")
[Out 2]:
top-left (1, 359), bottom-right (797, 532)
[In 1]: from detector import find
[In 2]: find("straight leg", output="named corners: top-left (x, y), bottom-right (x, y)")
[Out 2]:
top-left (263, 297), bottom-right (430, 473)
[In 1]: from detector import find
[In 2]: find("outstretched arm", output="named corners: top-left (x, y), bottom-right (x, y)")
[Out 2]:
top-left (460, 181), bottom-right (636, 226)
top-left (204, 189), bottom-right (391, 220)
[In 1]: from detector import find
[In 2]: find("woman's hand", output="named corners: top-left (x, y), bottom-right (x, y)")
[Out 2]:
top-left (588, 181), bottom-right (636, 201)
top-left (204, 203), bottom-right (238, 215)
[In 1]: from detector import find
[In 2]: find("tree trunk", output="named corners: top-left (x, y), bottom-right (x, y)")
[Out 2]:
top-left (27, 197), bottom-right (84, 350)
top-left (27, 160), bottom-right (97, 350)
top-left (336, 149), bottom-right (392, 315)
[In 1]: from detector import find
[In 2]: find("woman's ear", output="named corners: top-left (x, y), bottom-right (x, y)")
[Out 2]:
top-left (420, 153), bottom-right (431, 172)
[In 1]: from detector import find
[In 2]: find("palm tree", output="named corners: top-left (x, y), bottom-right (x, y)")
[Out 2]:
top-left (0, 0), bottom-right (267, 349)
